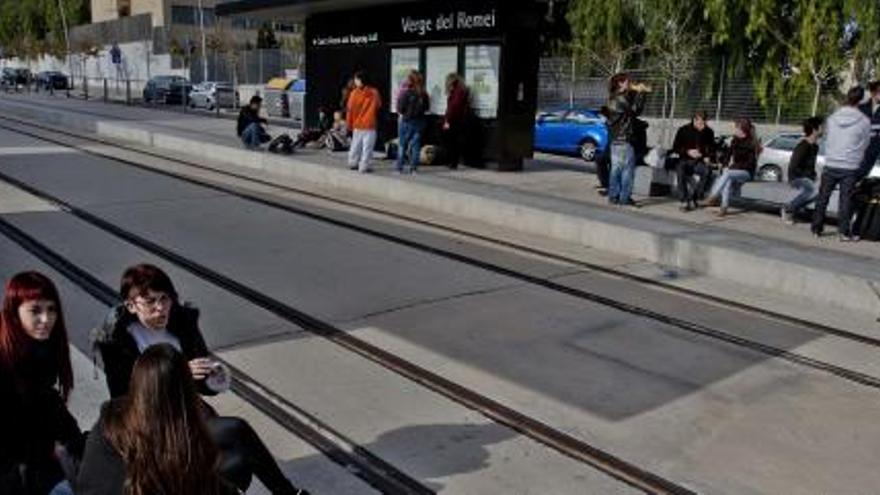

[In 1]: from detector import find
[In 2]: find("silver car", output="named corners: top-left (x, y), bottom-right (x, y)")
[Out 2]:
top-left (188, 82), bottom-right (238, 110)
top-left (756, 132), bottom-right (880, 182)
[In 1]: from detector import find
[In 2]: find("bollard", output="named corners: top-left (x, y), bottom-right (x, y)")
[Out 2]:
top-left (103, 78), bottom-right (108, 102)
top-left (83, 77), bottom-right (88, 100)
top-left (125, 80), bottom-right (131, 105)
top-left (66, 76), bottom-right (71, 98)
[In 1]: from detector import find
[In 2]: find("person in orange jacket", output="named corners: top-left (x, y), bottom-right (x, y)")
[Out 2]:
top-left (346, 71), bottom-right (383, 173)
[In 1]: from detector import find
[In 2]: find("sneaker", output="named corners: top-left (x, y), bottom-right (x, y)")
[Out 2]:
top-left (839, 233), bottom-right (860, 242)
top-left (781, 208), bottom-right (794, 225)
top-left (623, 199), bottom-right (641, 208)
top-left (348, 165), bottom-right (358, 170)
top-left (410, 169), bottom-right (418, 176)
top-left (680, 203), bottom-right (693, 212)
top-left (717, 207), bottom-right (728, 217)
top-left (598, 188), bottom-right (608, 197)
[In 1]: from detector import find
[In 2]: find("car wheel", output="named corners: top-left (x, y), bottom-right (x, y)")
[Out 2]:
top-left (579, 140), bottom-right (598, 162)
top-left (759, 165), bottom-right (783, 182)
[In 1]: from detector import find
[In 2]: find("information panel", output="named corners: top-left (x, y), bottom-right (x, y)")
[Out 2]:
top-left (464, 45), bottom-right (500, 118)
top-left (425, 46), bottom-right (458, 115)
top-left (390, 48), bottom-right (421, 113)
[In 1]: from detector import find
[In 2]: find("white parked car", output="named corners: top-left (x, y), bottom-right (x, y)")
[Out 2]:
top-left (757, 132), bottom-right (880, 182)
top-left (188, 82), bottom-right (238, 110)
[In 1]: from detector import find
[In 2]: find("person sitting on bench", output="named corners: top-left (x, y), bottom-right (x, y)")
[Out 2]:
top-left (672, 111), bottom-right (716, 211)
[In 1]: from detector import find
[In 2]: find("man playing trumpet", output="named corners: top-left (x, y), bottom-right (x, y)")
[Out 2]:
top-left (606, 73), bottom-right (650, 206)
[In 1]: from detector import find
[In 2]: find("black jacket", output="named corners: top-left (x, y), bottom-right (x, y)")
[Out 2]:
top-left (236, 106), bottom-right (267, 136)
top-left (787, 140), bottom-right (819, 182)
top-left (1, 342), bottom-right (83, 495)
top-left (859, 101), bottom-right (880, 139)
top-left (76, 401), bottom-right (239, 495)
top-left (92, 303), bottom-right (213, 399)
top-left (672, 123), bottom-right (716, 161)
top-left (607, 90), bottom-right (646, 144)
top-left (397, 88), bottom-right (429, 121)
top-left (722, 136), bottom-right (760, 178)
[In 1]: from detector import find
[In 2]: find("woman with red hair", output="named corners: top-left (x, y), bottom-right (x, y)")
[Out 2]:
top-left (0, 271), bottom-right (83, 495)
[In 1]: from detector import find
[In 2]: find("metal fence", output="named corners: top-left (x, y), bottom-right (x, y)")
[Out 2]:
top-left (181, 49), bottom-right (302, 85)
top-left (538, 56), bottom-right (841, 125)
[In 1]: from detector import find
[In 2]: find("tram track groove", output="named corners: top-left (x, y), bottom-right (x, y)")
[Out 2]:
top-left (0, 108), bottom-right (874, 349)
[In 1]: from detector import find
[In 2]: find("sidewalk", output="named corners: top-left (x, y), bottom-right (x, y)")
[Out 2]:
top-left (2, 93), bottom-right (879, 320)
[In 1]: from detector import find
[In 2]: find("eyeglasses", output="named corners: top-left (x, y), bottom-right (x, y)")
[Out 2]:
top-left (130, 294), bottom-right (172, 309)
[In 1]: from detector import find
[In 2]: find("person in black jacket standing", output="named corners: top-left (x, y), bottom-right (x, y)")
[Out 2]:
top-left (782, 117), bottom-right (823, 224)
top-left (858, 81), bottom-right (880, 177)
top-left (672, 111), bottom-right (716, 211)
top-left (606, 73), bottom-right (649, 206)
top-left (92, 264), bottom-right (308, 495)
top-left (396, 70), bottom-right (430, 174)
top-left (1, 272), bottom-right (83, 495)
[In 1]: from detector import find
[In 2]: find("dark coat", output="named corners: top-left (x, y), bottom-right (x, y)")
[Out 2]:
top-left (444, 83), bottom-right (470, 127)
top-left (672, 123), bottom-right (716, 161)
top-left (787, 140), bottom-right (819, 182)
top-left (0, 342), bottom-right (83, 495)
top-left (397, 88), bottom-right (429, 121)
top-left (607, 90), bottom-right (646, 144)
top-left (76, 401), bottom-right (239, 495)
top-left (859, 101), bottom-right (880, 136)
top-left (236, 106), bottom-right (267, 136)
top-left (91, 303), bottom-right (213, 399)
top-left (722, 136), bottom-right (760, 178)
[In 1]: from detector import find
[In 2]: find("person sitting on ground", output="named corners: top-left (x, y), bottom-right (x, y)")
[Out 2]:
top-left (237, 95), bottom-right (270, 150)
top-left (293, 106), bottom-right (333, 149)
top-left (672, 110), bottom-right (716, 211)
top-left (1, 272), bottom-right (84, 495)
top-left (703, 117), bottom-right (761, 217)
top-left (77, 344), bottom-right (240, 495)
top-left (326, 110), bottom-right (350, 151)
top-left (91, 263), bottom-right (307, 494)
top-left (812, 86), bottom-right (873, 241)
top-left (781, 117), bottom-right (823, 224)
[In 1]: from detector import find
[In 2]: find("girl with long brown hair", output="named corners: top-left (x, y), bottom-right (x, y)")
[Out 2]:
top-left (0, 271), bottom-right (83, 495)
top-left (77, 344), bottom-right (238, 495)
top-left (396, 69), bottom-right (430, 174)
top-left (704, 117), bottom-right (762, 216)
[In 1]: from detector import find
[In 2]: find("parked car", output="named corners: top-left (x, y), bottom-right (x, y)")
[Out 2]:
top-left (142, 75), bottom-right (189, 104)
top-left (36, 71), bottom-right (69, 91)
top-left (188, 81), bottom-right (238, 110)
top-left (534, 108), bottom-right (609, 162)
top-left (1, 67), bottom-right (32, 91)
top-left (165, 78), bottom-right (193, 105)
top-left (728, 131), bottom-right (879, 181)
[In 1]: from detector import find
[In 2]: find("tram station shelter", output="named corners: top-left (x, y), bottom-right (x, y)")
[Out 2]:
top-left (216, 0), bottom-right (544, 170)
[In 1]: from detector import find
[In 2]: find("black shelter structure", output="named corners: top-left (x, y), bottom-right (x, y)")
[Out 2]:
top-left (217, 0), bottom-right (544, 170)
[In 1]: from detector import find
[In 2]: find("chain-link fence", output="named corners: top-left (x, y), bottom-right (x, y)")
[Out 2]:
top-left (538, 56), bottom-right (841, 125)
top-left (181, 49), bottom-right (302, 85)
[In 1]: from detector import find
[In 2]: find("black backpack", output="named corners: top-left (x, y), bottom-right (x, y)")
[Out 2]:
top-left (268, 134), bottom-right (295, 155)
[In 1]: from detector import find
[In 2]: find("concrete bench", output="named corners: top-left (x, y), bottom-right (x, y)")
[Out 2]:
top-left (635, 166), bottom-right (839, 214)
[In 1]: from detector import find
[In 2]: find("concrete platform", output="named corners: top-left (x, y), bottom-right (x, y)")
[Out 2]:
top-left (2, 93), bottom-right (879, 318)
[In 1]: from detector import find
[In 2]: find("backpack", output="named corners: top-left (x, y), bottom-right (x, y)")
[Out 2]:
top-left (268, 134), bottom-right (295, 155)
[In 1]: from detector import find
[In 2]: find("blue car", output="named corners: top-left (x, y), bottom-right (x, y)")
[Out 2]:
top-left (534, 108), bottom-right (609, 162)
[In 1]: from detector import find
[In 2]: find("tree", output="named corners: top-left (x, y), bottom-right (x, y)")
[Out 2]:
top-left (644, 0), bottom-right (705, 143)
top-left (256, 23), bottom-right (279, 50)
top-left (566, 0), bottom-right (648, 77)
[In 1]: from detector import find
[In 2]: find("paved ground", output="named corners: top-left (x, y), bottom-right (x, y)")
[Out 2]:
top-left (2, 122), bottom-right (880, 494)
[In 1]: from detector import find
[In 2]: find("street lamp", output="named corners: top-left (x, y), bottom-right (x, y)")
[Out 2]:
top-left (57, 0), bottom-right (73, 85)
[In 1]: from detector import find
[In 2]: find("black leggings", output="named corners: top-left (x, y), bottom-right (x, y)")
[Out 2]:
top-left (207, 416), bottom-right (298, 494)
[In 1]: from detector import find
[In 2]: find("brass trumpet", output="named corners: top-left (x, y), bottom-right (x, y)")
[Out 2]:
top-left (631, 82), bottom-right (653, 93)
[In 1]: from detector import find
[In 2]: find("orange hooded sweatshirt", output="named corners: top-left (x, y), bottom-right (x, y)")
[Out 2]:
top-left (346, 86), bottom-right (382, 131)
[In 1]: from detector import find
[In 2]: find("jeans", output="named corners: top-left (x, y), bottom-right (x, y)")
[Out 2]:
top-left (676, 160), bottom-right (712, 203)
top-left (812, 167), bottom-right (859, 235)
top-left (49, 481), bottom-right (74, 495)
top-left (708, 169), bottom-right (751, 209)
top-left (348, 129), bottom-right (378, 172)
top-left (397, 119), bottom-right (424, 172)
top-left (608, 142), bottom-right (635, 203)
top-left (208, 416), bottom-right (297, 494)
top-left (785, 178), bottom-right (818, 214)
top-left (241, 123), bottom-right (268, 150)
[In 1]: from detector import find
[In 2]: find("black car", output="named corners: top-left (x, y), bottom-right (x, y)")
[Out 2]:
top-left (165, 79), bottom-right (193, 105)
top-left (142, 75), bottom-right (189, 104)
top-left (36, 71), bottom-right (69, 91)
top-left (1, 68), bottom-right (32, 90)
